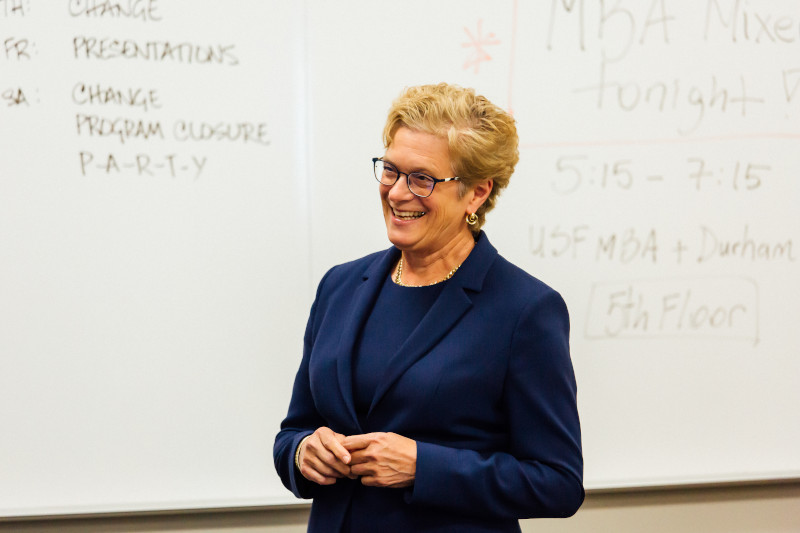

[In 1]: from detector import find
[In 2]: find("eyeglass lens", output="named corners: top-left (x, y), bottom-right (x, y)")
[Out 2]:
top-left (374, 160), bottom-right (435, 197)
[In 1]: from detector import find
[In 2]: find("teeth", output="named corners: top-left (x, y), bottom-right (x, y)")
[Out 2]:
top-left (392, 208), bottom-right (425, 220)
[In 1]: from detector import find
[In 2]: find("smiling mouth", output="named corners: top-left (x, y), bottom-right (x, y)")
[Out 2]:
top-left (392, 207), bottom-right (426, 221)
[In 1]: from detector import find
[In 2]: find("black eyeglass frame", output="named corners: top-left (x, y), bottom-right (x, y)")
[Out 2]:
top-left (372, 157), bottom-right (460, 198)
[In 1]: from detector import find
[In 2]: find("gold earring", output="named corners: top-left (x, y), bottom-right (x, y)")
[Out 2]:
top-left (466, 213), bottom-right (478, 225)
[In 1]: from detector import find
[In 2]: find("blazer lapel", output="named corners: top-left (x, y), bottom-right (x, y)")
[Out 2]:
top-left (367, 232), bottom-right (498, 418)
top-left (334, 247), bottom-right (400, 433)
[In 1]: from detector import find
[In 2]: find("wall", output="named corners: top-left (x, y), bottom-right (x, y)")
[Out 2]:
top-left (3, 482), bottom-right (799, 532)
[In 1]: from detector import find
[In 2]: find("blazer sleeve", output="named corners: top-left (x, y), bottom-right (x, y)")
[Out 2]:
top-left (407, 289), bottom-right (584, 519)
top-left (273, 270), bottom-right (332, 500)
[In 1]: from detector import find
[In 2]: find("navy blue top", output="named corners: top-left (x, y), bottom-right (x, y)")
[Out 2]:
top-left (274, 232), bottom-right (584, 532)
top-left (353, 275), bottom-right (444, 421)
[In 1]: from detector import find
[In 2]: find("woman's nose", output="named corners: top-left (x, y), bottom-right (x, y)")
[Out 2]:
top-left (387, 175), bottom-right (413, 201)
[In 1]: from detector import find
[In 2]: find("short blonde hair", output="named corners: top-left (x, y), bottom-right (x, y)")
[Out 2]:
top-left (383, 83), bottom-right (519, 233)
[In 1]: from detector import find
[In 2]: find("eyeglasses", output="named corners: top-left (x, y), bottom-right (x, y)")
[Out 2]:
top-left (372, 158), bottom-right (460, 198)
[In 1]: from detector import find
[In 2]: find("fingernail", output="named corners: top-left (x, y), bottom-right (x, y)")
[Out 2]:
top-left (344, 455), bottom-right (351, 463)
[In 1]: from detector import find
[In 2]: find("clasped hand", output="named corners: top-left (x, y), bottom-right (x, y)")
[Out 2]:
top-left (297, 427), bottom-right (416, 488)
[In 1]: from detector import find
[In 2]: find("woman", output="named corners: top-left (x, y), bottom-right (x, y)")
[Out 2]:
top-left (274, 83), bottom-right (583, 532)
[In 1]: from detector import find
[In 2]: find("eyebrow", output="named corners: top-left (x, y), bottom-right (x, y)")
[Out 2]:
top-left (381, 157), bottom-right (436, 177)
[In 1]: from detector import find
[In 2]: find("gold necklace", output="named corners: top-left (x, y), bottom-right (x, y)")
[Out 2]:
top-left (393, 256), bottom-right (461, 287)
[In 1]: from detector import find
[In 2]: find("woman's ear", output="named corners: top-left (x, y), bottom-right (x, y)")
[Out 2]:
top-left (467, 179), bottom-right (493, 213)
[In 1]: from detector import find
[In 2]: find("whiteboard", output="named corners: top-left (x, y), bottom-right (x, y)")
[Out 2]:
top-left (1, 0), bottom-right (799, 518)
top-left (307, 0), bottom-right (800, 490)
top-left (0, 0), bottom-right (309, 516)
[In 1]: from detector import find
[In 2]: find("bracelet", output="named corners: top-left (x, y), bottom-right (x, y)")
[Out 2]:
top-left (294, 434), bottom-right (312, 471)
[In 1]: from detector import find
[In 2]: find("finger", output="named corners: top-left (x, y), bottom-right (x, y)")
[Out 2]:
top-left (300, 446), bottom-right (350, 484)
top-left (309, 427), bottom-right (351, 468)
top-left (342, 433), bottom-right (377, 451)
top-left (347, 449), bottom-right (372, 465)
top-left (359, 475), bottom-right (381, 487)
top-left (349, 463), bottom-right (373, 477)
top-left (306, 458), bottom-right (347, 479)
top-left (305, 442), bottom-right (352, 477)
top-left (321, 432), bottom-right (352, 465)
top-left (318, 455), bottom-right (352, 478)
top-left (299, 465), bottom-right (339, 486)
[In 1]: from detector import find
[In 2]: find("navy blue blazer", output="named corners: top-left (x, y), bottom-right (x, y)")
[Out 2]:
top-left (274, 232), bottom-right (583, 532)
